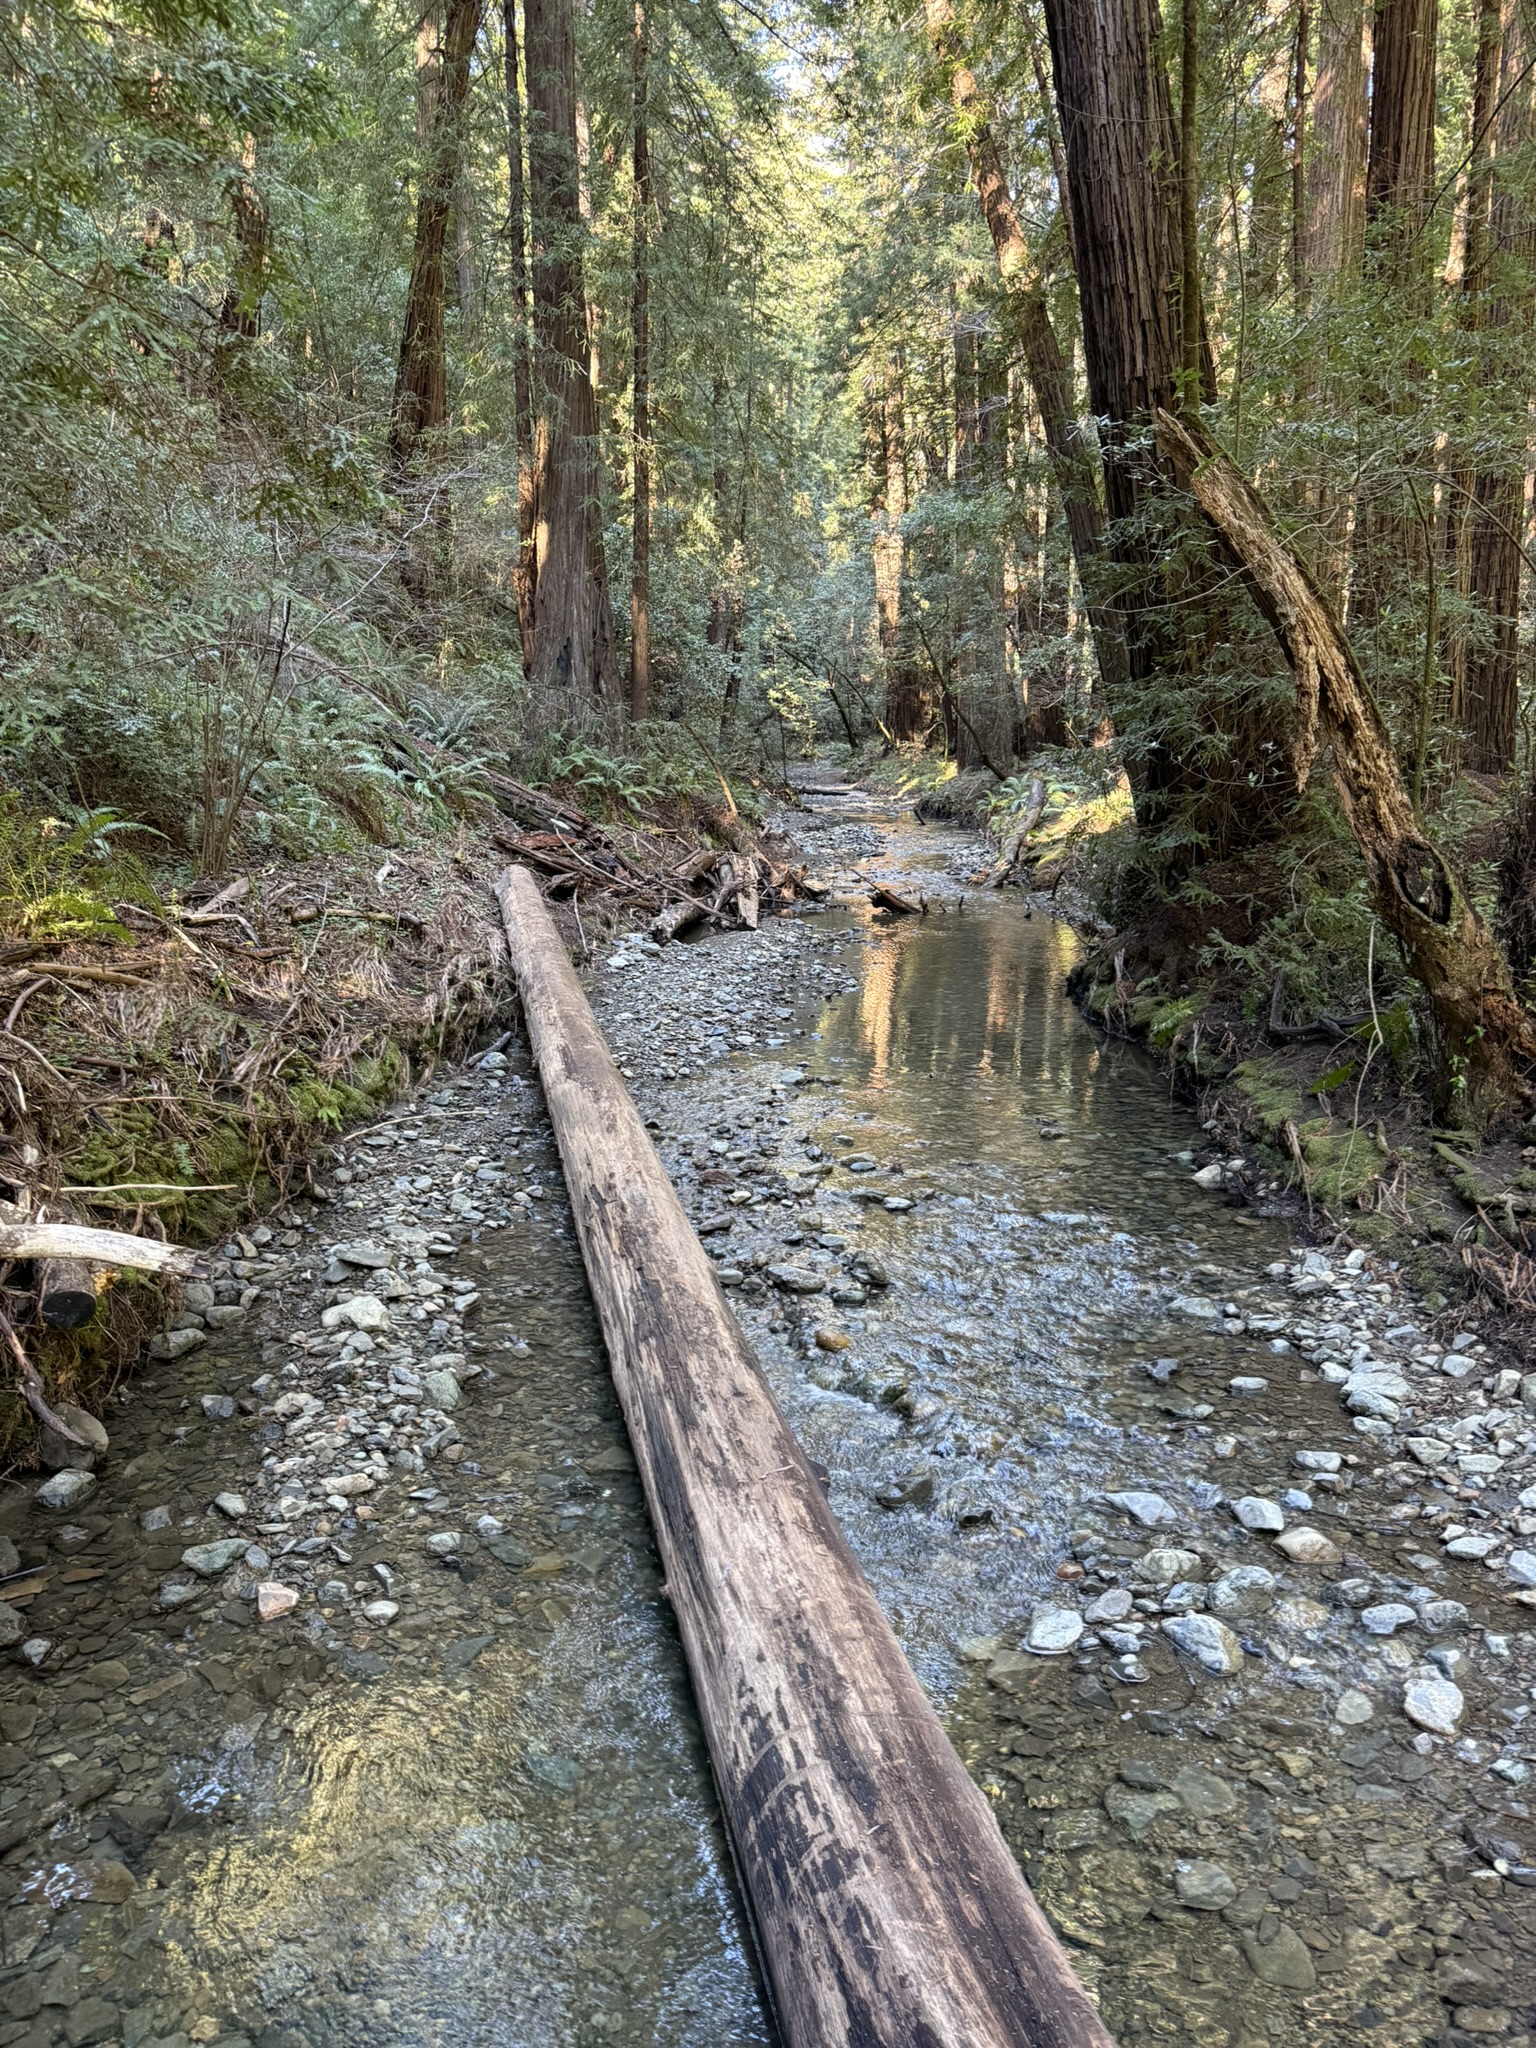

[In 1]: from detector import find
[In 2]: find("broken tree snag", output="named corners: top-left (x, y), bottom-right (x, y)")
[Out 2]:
top-left (650, 897), bottom-right (706, 945)
top-left (869, 881), bottom-right (922, 915)
top-left (985, 774), bottom-right (1048, 887)
top-left (494, 862), bottom-right (1114, 2048)
top-left (37, 1259), bottom-right (98, 1331)
top-left (1155, 408), bottom-right (1536, 1117)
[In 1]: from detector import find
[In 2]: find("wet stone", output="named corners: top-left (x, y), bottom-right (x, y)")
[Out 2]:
top-left (1161, 1613), bottom-right (1245, 1675)
top-left (1175, 1859), bottom-right (1237, 1910)
top-left (1026, 1607), bottom-right (1083, 1656)
top-left (1241, 1925), bottom-right (1317, 1991)
top-left (199, 1395), bottom-right (236, 1421)
top-left (1232, 1495), bottom-right (1285, 1532)
top-left (1106, 1490), bottom-right (1179, 1529)
top-left (1403, 1677), bottom-right (1464, 1736)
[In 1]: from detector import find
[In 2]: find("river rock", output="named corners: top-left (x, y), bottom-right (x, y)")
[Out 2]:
top-left (1027, 1607), bottom-right (1084, 1656)
top-left (181, 1538), bottom-right (249, 1577)
top-left (1107, 1490), bottom-right (1179, 1529)
top-left (1505, 1549), bottom-right (1536, 1588)
top-left (1360, 1602), bottom-right (1418, 1636)
top-left (1274, 1526), bottom-right (1341, 1564)
top-left (255, 1583), bottom-right (299, 1621)
top-left (422, 1370), bottom-right (462, 1412)
top-left (1104, 1784), bottom-right (1180, 1837)
top-left (1405, 1438), bottom-right (1451, 1467)
top-left (1232, 1496), bottom-right (1285, 1532)
top-left (985, 1649), bottom-right (1035, 1693)
top-left (322, 1294), bottom-right (390, 1333)
top-left (319, 1472), bottom-right (373, 1498)
top-left (0, 1602), bottom-right (22, 1649)
top-left (335, 1240), bottom-right (393, 1268)
top-left (1209, 1565), bottom-right (1277, 1616)
top-left (1135, 1547), bottom-right (1203, 1584)
top-left (1403, 1677), bottom-right (1463, 1736)
top-left (1162, 1613), bottom-right (1244, 1674)
top-left (766, 1265), bottom-right (825, 1294)
top-left (1174, 1859), bottom-right (1237, 1910)
top-left (213, 1492), bottom-right (247, 1519)
top-left (35, 1470), bottom-right (96, 1511)
top-left (1085, 1588), bottom-right (1135, 1624)
top-left (1171, 1764), bottom-right (1236, 1818)
top-left (1242, 1925), bottom-right (1317, 1991)
top-left (1334, 1688), bottom-right (1375, 1726)
top-left (39, 1404), bottom-right (109, 1471)
top-left (149, 1328), bottom-right (205, 1360)
top-left (1420, 1599), bottom-right (1469, 1633)
top-left (362, 1599), bottom-right (399, 1624)
top-left (1293, 1449), bottom-right (1342, 1473)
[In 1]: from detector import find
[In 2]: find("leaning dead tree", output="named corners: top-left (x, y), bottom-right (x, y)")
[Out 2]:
top-left (1156, 407), bottom-right (1536, 1119)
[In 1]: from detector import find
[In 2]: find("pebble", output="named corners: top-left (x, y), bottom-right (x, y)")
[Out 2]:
top-left (1506, 1549), bottom-right (1536, 1587)
top-left (1106, 1490), bottom-right (1179, 1529)
top-left (1334, 1688), bottom-right (1375, 1726)
top-left (1232, 1495), bottom-right (1285, 1532)
top-left (255, 1583), bottom-right (299, 1621)
top-left (0, 1602), bottom-right (22, 1648)
top-left (1273, 1526), bottom-right (1341, 1564)
top-left (1208, 1565), bottom-right (1277, 1616)
top-left (766, 1264), bottom-right (825, 1294)
top-left (1241, 1925), bottom-right (1317, 1991)
top-left (213, 1492), bottom-right (247, 1518)
top-left (181, 1538), bottom-right (249, 1577)
top-left (35, 1470), bottom-right (96, 1510)
top-left (1174, 1859), bottom-right (1237, 1909)
top-left (321, 1294), bottom-right (391, 1333)
top-left (1161, 1613), bottom-right (1244, 1675)
top-left (1027, 1607), bottom-right (1084, 1656)
top-left (1359, 1603), bottom-right (1419, 1636)
top-left (362, 1599), bottom-right (400, 1625)
top-left (199, 1394), bottom-right (236, 1421)
top-left (1403, 1677), bottom-right (1464, 1736)
top-left (1085, 1589), bottom-right (1135, 1624)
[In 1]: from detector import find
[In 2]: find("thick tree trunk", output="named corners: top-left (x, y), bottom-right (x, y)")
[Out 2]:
top-left (1464, 0), bottom-right (1536, 773)
top-left (922, 0), bottom-right (1127, 705)
top-left (503, 0), bottom-right (537, 671)
top-left (389, 0), bottom-right (484, 468)
top-left (1157, 407), bottom-right (1536, 1118)
top-left (1042, 0), bottom-right (1295, 854)
top-left (629, 0), bottom-right (652, 720)
top-left (218, 133), bottom-right (268, 341)
top-left (1366, 0), bottom-right (1439, 289)
top-left (1303, 0), bottom-right (1369, 281)
top-left (526, 0), bottom-right (616, 696)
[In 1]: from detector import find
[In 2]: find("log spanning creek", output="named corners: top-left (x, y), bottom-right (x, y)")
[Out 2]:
top-left (2, 790), bottom-right (1534, 2048)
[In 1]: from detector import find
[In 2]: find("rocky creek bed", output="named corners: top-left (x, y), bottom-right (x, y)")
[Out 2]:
top-left (1, 788), bottom-right (1535, 2048)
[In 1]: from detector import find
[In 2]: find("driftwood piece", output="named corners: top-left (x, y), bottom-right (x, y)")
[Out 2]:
top-left (735, 857), bottom-right (761, 931)
top-left (869, 881), bottom-right (922, 915)
top-left (651, 898), bottom-right (707, 945)
top-left (494, 860), bottom-right (1113, 2048)
top-left (0, 1223), bottom-right (193, 1276)
top-left (984, 775), bottom-right (1047, 887)
top-left (37, 1259), bottom-right (99, 1331)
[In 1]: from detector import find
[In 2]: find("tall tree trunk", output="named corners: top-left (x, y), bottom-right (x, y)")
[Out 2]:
top-left (1178, 0), bottom-right (1200, 384)
top-left (218, 132), bottom-right (268, 341)
top-left (872, 360), bottom-right (925, 743)
top-left (1303, 0), bottom-right (1369, 282)
top-left (1366, 0), bottom-right (1439, 291)
top-left (1465, 0), bottom-right (1536, 773)
top-left (525, 0), bottom-right (615, 696)
top-left (503, 0), bottom-right (536, 671)
top-left (921, 0), bottom-right (1127, 705)
top-left (1042, 0), bottom-right (1295, 852)
top-left (389, 0), bottom-right (484, 468)
top-left (1158, 407), bottom-right (1536, 1120)
top-left (629, 0), bottom-right (652, 720)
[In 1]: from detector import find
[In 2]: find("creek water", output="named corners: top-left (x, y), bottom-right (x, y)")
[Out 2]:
top-left (0, 793), bottom-right (1527, 2048)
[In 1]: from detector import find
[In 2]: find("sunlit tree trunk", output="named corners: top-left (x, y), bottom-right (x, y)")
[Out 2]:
top-left (218, 133), bottom-right (268, 341)
top-left (1303, 0), bottom-right (1369, 282)
top-left (871, 359), bottom-right (926, 743)
top-left (525, 0), bottom-right (616, 696)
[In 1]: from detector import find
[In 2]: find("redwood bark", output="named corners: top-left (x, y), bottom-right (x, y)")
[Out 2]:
top-left (1366, 0), bottom-right (1439, 295)
top-left (503, 0), bottom-right (536, 670)
top-left (526, 0), bottom-right (616, 696)
top-left (389, 0), bottom-right (484, 468)
top-left (872, 361), bottom-right (927, 742)
top-left (629, 0), bottom-right (652, 720)
top-left (1464, 0), bottom-right (1536, 773)
top-left (1303, 0), bottom-right (1369, 282)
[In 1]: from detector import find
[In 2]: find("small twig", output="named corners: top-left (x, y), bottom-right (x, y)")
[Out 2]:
top-left (4, 981), bottom-right (46, 1034)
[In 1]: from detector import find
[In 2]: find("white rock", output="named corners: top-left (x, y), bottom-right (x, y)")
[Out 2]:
top-left (1274, 1526), bottom-right (1342, 1565)
top-left (1107, 1490), bottom-right (1179, 1528)
top-left (1405, 1438), bottom-right (1451, 1467)
top-left (318, 1472), bottom-right (374, 1498)
top-left (1232, 1496), bottom-right (1285, 1533)
top-left (1161, 1613), bottom-right (1245, 1675)
top-left (362, 1599), bottom-right (400, 1624)
top-left (1209, 1566), bottom-right (1277, 1616)
top-left (1135, 1547), bottom-right (1203, 1585)
top-left (1085, 1589), bottom-right (1135, 1624)
top-left (1334, 1688), bottom-right (1375, 1726)
top-left (1506, 1550), bottom-right (1536, 1588)
top-left (35, 1470), bottom-right (96, 1511)
top-left (1294, 1450), bottom-right (1342, 1474)
top-left (1190, 1164), bottom-right (1225, 1190)
top-left (1027, 1607), bottom-right (1084, 1656)
top-left (256, 1583), bottom-right (299, 1621)
top-left (1403, 1677), bottom-right (1463, 1737)
top-left (1444, 1534), bottom-right (1495, 1560)
top-left (1359, 1602), bottom-right (1419, 1636)
top-left (321, 1294), bottom-right (391, 1333)
top-left (422, 1369), bottom-right (461, 1412)
top-left (1168, 1296), bottom-right (1220, 1320)
top-left (213, 1492), bottom-right (247, 1519)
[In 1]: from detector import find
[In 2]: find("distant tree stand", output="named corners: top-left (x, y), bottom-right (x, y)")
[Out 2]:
top-left (1156, 407), bottom-right (1536, 1121)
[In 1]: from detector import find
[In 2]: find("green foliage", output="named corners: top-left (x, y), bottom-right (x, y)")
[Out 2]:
top-left (0, 800), bottom-right (158, 941)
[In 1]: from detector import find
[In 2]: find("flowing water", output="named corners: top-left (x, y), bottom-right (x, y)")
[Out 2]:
top-left (1, 790), bottom-right (1530, 2048)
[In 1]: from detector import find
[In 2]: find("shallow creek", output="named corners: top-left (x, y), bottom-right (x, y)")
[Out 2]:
top-left (1, 794), bottom-right (1534, 2048)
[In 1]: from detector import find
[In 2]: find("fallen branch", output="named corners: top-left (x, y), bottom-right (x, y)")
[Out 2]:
top-left (0, 1222), bottom-right (193, 1275)
top-left (1266, 973), bottom-right (1373, 1044)
top-left (984, 775), bottom-right (1047, 887)
top-left (0, 1311), bottom-right (93, 1447)
top-left (869, 882), bottom-right (922, 916)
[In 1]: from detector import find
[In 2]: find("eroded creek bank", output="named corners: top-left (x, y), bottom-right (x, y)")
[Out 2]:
top-left (0, 792), bottom-right (1534, 2048)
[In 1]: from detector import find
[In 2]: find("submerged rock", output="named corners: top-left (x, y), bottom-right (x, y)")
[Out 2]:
top-left (1161, 1613), bottom-right (1244, 1675)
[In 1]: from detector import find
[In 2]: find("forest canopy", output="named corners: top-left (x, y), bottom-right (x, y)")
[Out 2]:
top-left (6, 0), bottom-right (1536, 1119)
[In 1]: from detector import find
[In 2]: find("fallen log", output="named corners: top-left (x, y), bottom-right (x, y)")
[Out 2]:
top-left (869, 881), bottom-right (922, 915)
top-left (494, 861), bottom-right (1113, 2048)
top-left (650, 897), bottom-right (707, 945)
top-left (37, 1258), bottom-right (99, 1331)
top-left (985, 775), bottom-right (1047, 887)
top-left (0, 1223), bottom-right (194, 1277)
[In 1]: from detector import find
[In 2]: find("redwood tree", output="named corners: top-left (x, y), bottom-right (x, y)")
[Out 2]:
top-left (525, 0), bottom-right (615, 697)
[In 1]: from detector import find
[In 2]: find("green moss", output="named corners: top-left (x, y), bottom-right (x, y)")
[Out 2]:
top-left (1229, 1058), bottom-right (1305, 1135)
top-left (1296, 1123), bottom-right (1386, 1205)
